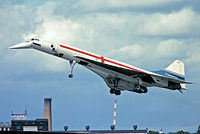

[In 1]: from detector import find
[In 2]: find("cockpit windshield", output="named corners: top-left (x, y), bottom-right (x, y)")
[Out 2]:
top-left (30, 38), bottom-right (39, 41)
top-left (25, 38), bottom-right (40, 42)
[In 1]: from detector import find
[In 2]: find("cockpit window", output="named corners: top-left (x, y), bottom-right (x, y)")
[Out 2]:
top-left (33, 42), bottom-right (41, 46)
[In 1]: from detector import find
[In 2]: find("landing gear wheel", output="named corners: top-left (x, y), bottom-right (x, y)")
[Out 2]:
top-left (115, 90), bottom-right (121, 96)
top-left (110, 89), bottom-right (115, 94)
top-left (68, 74), bottom-right (73, 78)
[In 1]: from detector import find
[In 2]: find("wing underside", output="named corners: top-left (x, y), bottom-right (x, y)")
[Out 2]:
top-left (76, 56), bottom-right (155, 84)
top-left (76, 56), bottom-right (191, 92)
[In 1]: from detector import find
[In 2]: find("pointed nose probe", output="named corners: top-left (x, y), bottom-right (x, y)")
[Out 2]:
top-left (9, 42), bottom-right (32, 49)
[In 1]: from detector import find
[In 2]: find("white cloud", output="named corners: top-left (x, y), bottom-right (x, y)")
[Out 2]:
top-left (2, 49), bottom-right (66, 73)
top-left (0, 3), bottom-right (67, 73)
top-left (36, 1), bottom-right (59, 22)
top-left (0, 4), bottom-right (36, 46)
top-left (136, 8), bottom-right (200, 36)
top-left (1, 1), bottom-right (200, 75)
top-left (185, 43), bottom-right (200, 73)
top-left (154, 39), bottom-right (185, 58)
top-left (35, 18), bottom-right (81, 43)
top-left (109, 44), bottom-right (146, 60)
top-left (33, 2), bottom-right (200, 49)
top-left (26, 3), bottom-right (200, 74)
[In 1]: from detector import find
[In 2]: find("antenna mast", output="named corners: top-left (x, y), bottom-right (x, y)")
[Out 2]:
top-left (113, 98), bottom-right (117, 129)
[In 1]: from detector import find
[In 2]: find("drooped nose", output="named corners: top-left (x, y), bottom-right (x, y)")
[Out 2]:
top-left (9, 42), bottom-right (32, 49)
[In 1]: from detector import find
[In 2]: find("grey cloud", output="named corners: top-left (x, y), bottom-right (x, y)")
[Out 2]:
top-left (0, 0), bottom-right (25, 8)
top-left (75, 0), bottom-right (183, 11)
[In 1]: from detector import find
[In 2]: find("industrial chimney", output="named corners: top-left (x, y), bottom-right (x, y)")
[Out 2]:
top-left (44, 98), bottom-right (52, 131)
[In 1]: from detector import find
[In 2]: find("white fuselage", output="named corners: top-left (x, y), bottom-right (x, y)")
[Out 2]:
top-left (32, 40), bottom-right (162, 89)
top-left (10, 38), bottom-right (188, 94)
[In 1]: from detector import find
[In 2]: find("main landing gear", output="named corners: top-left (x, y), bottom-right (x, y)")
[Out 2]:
top-left (68, 60), bottom-right (76, 78)
top-left (110, 78), bottom-right (121, 96)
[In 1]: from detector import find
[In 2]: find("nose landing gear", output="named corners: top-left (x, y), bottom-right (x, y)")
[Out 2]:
top-left (69, 60), bottom-right (76, 78)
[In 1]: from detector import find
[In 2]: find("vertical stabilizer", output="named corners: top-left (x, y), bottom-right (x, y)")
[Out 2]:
top-left (165, 60), bottom-right (187, 89)
top-left (165, 60), bottom-right (185, 76)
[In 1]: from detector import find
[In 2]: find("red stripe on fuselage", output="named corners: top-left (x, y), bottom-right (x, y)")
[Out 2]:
top-left (60, 45), bottom-right (144, 73)
top-left (104, 58), bottom-right (143, 72)
top-left (60, 45), bottom-right (100, 59)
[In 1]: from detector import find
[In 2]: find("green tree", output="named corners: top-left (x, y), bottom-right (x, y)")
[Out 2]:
top-left (174, 130), bottom-right (190, 134)
top-left (149, 131), bottom-right (159, 134)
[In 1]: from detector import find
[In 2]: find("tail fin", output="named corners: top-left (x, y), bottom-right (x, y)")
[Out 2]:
top-left (165, 60), bottom-right (185, 76)
top-left (165, 60), bottom-right (187, 89)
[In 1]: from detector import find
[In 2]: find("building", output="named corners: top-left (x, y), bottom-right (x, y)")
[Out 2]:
top-left (0, 122), bottom-right (11, 131)
top-left (11, 119), bottom-right (48, 131)
top-left (0, 110), bottom-right (28, 131)
top-left (12, 110), bottom-right (28, 120)
top-left (10, 110), bottom-right (48, 131)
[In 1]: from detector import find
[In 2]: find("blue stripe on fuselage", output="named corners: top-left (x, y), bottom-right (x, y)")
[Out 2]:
top-left (153, 70), bottom-right (185, 81)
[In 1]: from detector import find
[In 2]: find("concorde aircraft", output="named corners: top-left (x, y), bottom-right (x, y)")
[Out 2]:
top-left (10, 38), bottom-right (192, 95)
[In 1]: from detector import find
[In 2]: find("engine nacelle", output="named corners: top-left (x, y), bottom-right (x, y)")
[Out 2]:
top-left (168, 81), bottom-right (181, 90)
top-left (133, 86), bottom-right (148, 94)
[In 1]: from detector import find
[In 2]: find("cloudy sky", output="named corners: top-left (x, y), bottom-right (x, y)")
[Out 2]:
top-left (0, 0), bottom-right (200, 132)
